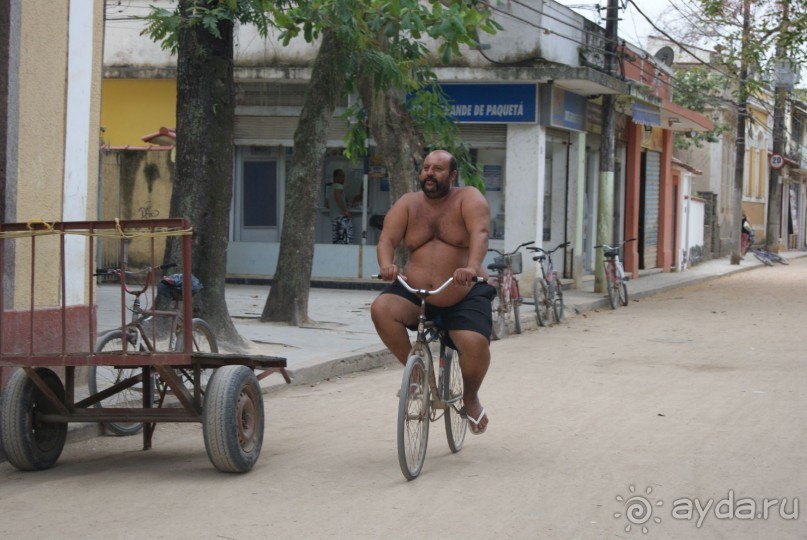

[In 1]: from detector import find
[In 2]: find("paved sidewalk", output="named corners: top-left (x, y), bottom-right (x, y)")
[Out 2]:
top-left (228, 251), bottom-right (807, 390)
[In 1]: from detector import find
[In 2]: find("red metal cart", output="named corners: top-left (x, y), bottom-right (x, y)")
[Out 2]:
top-left (0, 219), bottom-right (286, 473)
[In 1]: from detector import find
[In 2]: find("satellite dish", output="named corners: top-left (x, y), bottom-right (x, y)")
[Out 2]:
top-left (655, 46), bottom-right (675, 66)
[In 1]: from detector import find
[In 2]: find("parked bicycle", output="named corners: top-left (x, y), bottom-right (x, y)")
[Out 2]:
top-left (594, 238), bottom-right (636, 310)
top-left (528, 242), bottom-right (569, 326)
top-left (487, 240), bottom-right (534, 340)
top-left (747, 246), bottom-right (789, 266)
top-left (378, 274), bottom-right (484, 480)
top-left (89, 263), bottom-right (218, 435)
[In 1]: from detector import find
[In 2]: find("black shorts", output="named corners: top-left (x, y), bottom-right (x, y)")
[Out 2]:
top-left (381, 281), bottom-right (496, 343)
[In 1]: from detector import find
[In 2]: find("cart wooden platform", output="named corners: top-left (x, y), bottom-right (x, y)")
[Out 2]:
top-left (0, 219), bottom-right (287, 473)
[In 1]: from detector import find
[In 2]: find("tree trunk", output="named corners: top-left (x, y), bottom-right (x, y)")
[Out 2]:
top-left (261, 29), bottom-right (345, 325)
top-left (357, 78), bottom-right (422, 267)
top-left (164, 0), bottom-right (245, 348)
top-left (730, 0), bottom-right (751, 266)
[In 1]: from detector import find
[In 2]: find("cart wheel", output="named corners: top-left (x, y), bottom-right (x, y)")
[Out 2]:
top-left (202, 365), bottom-right (264, 473)
top-left (0, 368), bottom-right (67, 471)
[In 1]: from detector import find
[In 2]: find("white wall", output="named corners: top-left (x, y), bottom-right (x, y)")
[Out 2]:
top-left (505, 123), bottom-right (544, 287)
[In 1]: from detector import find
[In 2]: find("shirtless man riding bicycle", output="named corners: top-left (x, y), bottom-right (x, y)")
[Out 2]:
top-left (371, 149), bottom-right (495, 434)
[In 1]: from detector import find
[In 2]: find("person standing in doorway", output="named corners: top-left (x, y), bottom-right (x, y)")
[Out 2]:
top-left (328, 169), bottom-right (353, 244)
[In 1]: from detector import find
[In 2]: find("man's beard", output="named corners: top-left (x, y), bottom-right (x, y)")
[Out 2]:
top-left (420, 177), bottom-right (451, 199)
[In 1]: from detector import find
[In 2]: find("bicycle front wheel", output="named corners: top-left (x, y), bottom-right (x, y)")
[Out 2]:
top-left (619, 280), bottom-right (629, 306)
top-left (89, 331), bottom-right (151, 436)
top-left (607, 272), bottom-right (619, 310)
top-left (511, 280), bottom-right (522, 335)
top-left (441, 348), bottom-right (467, 453)
top-left (552, 276), bottom-right (565, 322)
top-left (490, 283), bottom-right (506, 340)
top-left (533, 277), bottom-right (551, 327)
top-left (397, 354), bottom-right (430, 480)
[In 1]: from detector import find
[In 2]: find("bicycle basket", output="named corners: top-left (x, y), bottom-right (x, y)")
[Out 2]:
top-left (494, 252), bottom-right (522, 274)
top-left (158, 273), bottom-right (203, 300)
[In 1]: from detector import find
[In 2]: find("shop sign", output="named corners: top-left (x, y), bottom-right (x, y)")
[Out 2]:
top-left (540, 83), bottom-right (587, 132)
top-left (439, 83), bottom-right (537, 123)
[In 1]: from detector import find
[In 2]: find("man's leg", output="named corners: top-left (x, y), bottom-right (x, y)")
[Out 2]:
top-left (449, 329), bottom-right (490, 432)
top-left (371, 294), bottom-right (419, 365)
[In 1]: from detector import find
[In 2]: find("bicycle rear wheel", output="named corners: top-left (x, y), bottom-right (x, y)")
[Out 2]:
top-left (511, 280), bottom-right (522, 335)
top-left (441, 347), bottom-right (467, 453)
top-left (552, 276), bottom-right (564, 322)
top-left (171, 318), bottom-right (218, 398)
top-left (89, 331), bottom-right (152, 436)
top-left (490, 281), bottom-right (507, 340)
top-left (397, 354), bottom-right (430, 480)
top-left (533, 277), bottom-right (551, 327)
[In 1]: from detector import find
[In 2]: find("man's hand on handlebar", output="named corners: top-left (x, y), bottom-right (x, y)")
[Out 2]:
top-left (378, 264), bottom-right (401, 282)
top-left (453, 266), bottom-right (483, 287)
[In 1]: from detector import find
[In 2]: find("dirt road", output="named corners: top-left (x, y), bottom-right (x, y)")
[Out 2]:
top-left (2, 259), bottom-right (806, 539)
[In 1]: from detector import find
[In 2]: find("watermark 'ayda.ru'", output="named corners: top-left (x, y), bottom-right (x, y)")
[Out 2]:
top-left (671, 490), bottom-right (798, 528)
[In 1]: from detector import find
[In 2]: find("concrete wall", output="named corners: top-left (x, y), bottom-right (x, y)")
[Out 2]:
top-left (2, 0), bottom-right (105, 389)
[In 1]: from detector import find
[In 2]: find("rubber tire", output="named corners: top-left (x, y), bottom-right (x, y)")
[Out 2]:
top-left (511, 281), bottom-right (522, 335)
top-left (89, 330), bottom-right (150, 436)
top-left (203, 365), bottom-right (264, 473)
top-left (533, 277), bottom-right (551, 327)
top-left (619, 281), bottom-right (629, 306)
top-left (397, 354), bottom-right (430, 481)
top-left (441, 348), bottom-right (467, 453)
top-left (771, 253), bottom-right (789, 265)
top-left (552, 277), bottom-right (565, 322)
top-left (490, 284), bottom-right (506, 341)
top-left (752, 250), bottom-right (774, 266)
top-left (0, 368), bottom-right (67, 471)
top-left (607, 277), bottom-right (619, 309)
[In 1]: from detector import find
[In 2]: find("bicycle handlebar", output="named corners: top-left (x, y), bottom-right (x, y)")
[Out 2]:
top-left (487, 240), bottom-right (535, 257)
top-left (593, 238), bottom-right (636, 251)
top-left (527, 241), bottom-right (570, 258)
top-left (94, 262), bottom-right (178, 295)
top-left (371, 274), bottom-right (485, 297)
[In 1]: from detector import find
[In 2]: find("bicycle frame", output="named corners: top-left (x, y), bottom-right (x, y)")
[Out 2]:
top-left (397, 276), bottom-right (458, 412)
top-left (98, 264), bottom-right (184, 354)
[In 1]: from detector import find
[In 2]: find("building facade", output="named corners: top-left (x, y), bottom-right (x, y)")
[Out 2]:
top-left (101, 0), bottom-right (711, 287)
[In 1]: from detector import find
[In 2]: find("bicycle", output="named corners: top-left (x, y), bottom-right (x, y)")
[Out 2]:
top-left (594, 238), bottom-right (636, 310)
top-left (747, 246), bottom-right (789, 266)
top-left (528, 242), bottom-right (569, 326)
top-left (487, 240), bottom-right (534, 340)
top-left (89, 263), bottom-right (218, 435)
top-left (379, 274), bottom-right (484, 481)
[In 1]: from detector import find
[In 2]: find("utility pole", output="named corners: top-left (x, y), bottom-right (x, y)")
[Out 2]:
top-left (730, 0), bottom-right (751, 265)
top-left (766, 1), bottom-right (790, 252)
top-left (594, 0), bottom-right (619, 293)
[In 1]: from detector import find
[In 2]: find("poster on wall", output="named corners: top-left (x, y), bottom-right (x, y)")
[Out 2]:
top-left (483, 165), bottom-right (502, 191)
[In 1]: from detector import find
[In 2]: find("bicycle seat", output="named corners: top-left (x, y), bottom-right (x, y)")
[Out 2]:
top-left (487, 262), bottom-right (508, 271)
top-left (604, 249), bottom-right (620, 258)
top-left (532, 255), bottom-right (546, 262)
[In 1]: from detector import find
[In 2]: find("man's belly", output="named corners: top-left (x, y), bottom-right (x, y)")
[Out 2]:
top-left (403, 242), bottom-right (472, 307)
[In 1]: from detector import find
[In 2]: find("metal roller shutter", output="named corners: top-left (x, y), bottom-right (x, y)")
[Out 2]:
top-left (643, 150), bottom-right (660, 269)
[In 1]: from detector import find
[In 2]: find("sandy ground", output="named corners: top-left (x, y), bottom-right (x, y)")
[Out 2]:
top-left (1, 258), bottom-right (806, 539)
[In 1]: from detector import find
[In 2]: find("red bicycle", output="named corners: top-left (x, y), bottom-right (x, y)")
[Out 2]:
top-left (487, 241), bottom-right (534, 340)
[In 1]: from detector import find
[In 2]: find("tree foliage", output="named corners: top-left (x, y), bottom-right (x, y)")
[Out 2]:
top-left (671, 66), bottom-right (732, 149)
top-left (271, 0), bottom-right (501, 189)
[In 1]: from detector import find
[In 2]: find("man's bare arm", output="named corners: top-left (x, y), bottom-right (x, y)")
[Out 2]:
top-left (456, 188), bottom-right (490, 284)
